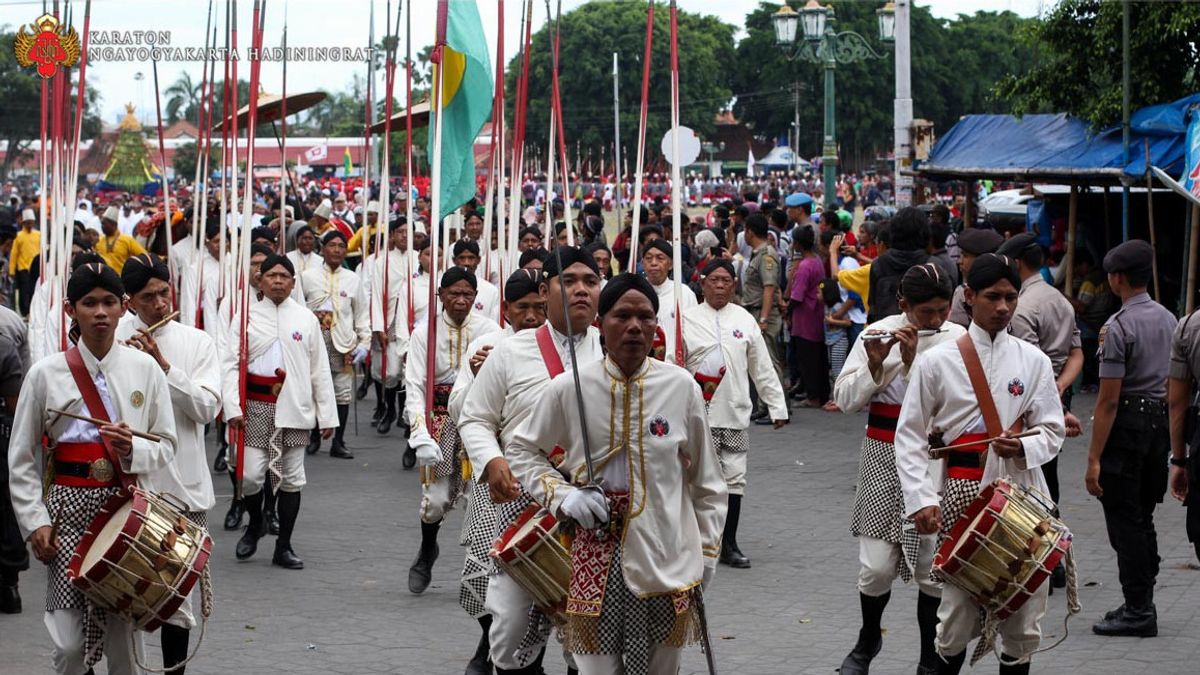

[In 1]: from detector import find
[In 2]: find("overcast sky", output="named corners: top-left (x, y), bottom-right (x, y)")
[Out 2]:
top-left (0, 0), bottom-right (1048, 125)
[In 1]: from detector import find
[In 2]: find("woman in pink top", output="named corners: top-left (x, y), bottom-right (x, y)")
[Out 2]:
top-left (789, 225), bottom-right (828, 407)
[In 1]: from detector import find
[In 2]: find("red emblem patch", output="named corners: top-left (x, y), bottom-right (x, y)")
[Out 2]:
top-left (648, 415), bottom-right (670, 437)
top-left (1007, 378), bottom-right (1025, 397)
top-left (292, 331), bottom-right (303, 342)
top-left (732, 329), bottom-right (744, 339)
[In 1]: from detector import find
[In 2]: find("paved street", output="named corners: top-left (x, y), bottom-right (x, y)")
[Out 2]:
top-left (4, 392), bottom-right (1200, 674)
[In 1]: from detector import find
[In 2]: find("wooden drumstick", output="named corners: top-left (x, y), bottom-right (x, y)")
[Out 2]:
top-left (929, 429), bottom-right (1042, 459)
top-left (48, 408), bottom-right (163, 442)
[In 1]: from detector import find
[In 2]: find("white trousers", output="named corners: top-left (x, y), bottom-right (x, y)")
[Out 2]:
top-left (165, 586), bottom-right (196, 629)
top-left (419, 476), bottom-right (455, 524)
top-left (44, 609), bottom-right (144, 675)
top-left (574, 646), bottom-right (682, 675)
top-left (716, 448), bottom-right (747, 495)
top-left (242, 445), bottom-right (307, 495)
top-left (369, 339), bottom-right (406, 389)
top-left (936, 581), bottom-right (1048, 662)
top-left (332, 365), bottom-right (353, 405)
top-left (484, 572), bottom-right (547, 670)
top-left (857, 534), bottom-right (941, 598)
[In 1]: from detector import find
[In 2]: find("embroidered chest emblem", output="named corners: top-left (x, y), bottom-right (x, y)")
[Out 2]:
top-left (1007, 378), bottom-right (1025, 397)
top-left (732, 329), bottom-right (744, 339)
top-left (339, 290), bottom-right (348, 298)
top-left (648, 415), bottom-right (670, 437)
top-left (130, 391), bottom-right (144, 408)
top-left (292, 331), bottom-right (303, 342)
top-left (475, 301), bottom-right (484, 310)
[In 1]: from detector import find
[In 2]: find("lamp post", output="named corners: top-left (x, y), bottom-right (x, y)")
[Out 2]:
top-left (702, 141), bottom-right (725, 177)
top-left (773, 1), bottom-right (895, 209)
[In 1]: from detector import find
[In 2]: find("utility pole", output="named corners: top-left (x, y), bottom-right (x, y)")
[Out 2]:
top-left (613, 52), bottom-right (622, 215)
top-left (893, 0), bottom-right (913, 207)
top-left (793, 81), bottom-right (800, 176)
top-left (1121, 0), bottom-right (1131, 241)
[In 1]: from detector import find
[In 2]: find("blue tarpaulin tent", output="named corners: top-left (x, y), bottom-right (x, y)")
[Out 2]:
top-left (916, 94), bottom-right (1200, 183)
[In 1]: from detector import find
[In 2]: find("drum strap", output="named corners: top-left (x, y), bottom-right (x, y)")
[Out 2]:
top-left (64, 346), bottom-right (136, 492)
top-left (956, 333), bottom-right (1004, 439)
top-left (535, 323), bottom-right (566, 379)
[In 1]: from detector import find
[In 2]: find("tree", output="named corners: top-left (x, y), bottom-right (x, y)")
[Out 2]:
top-left (995, 0), bottom-right (1200, 128)
top-left (172, 141), bottom-right (219, 180)
top-left (165, 71), bottom-right (202, 125)
top-left (505, 2), bottom-right (736, 162)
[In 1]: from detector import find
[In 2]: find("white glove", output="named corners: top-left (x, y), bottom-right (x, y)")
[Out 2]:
top-left (410, 433), bottom-right (441, 467)
top-left (559, 487), bottom-right (609, 529)
top-left (702, 558), bottom-right (716, 590)
top-left (351, 345), bottom-right (369, 365)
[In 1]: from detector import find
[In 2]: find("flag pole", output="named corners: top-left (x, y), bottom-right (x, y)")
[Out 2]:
top-left (425, 0), bottom-right (449, 444)
top-left (668, 0), bottom-right (684, 367)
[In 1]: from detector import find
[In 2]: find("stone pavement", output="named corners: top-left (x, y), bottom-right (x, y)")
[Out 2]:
top-left (4, 393), bottom-right (1200, 674)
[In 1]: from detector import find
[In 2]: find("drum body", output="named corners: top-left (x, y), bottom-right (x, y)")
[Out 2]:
top-left (67, 488), bottom-right (213, 632)
top-left (934, 479), bottom-right (1071, 619)
top-left (491, 504), bottom-right (571, 619)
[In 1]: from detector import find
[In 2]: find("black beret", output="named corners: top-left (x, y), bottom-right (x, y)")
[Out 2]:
top-left (598, 272), bottom-right (658, 316)
top-left (504, 268), bottom-right (542, 304)
top-left (260, 253), bottom-right (295, 277)
top-left (542, 245), bottom-right (600, 281)
top-left (642, 238), bottom-right (673, 259)
top-left (700, 259), bottom-right (736, 280)
top-left (519, 248), bottom-right (549, 268)
top-left (71, 252), bottom-right (105, 271)
top-left (440, 266), bottom-right (477, 290)
top-left (956, 228), bottom-right (1004, 255)
top-left (388, 215), bottom-right (406, 232)
top-left (322, 229), bottom-right (348, 246)
top-left (68, 262), bottom-right (124, 304)
top-left (453, 239), bottom-right (481, 259)
top-left (519, 225), bottom-right (543, 240)
top-left (996, 232), bottom-right (1039, 258)
top-left (967, 253), bottom-right (1021, 292)
top-left (251, 243), bottom-right (274, 259)
top-left (251, 226), bottom-right (277, 243)
top-left (121, 252), bottom-right (170, 295)
top-left (1103, 239), bottom-right (1154, 275)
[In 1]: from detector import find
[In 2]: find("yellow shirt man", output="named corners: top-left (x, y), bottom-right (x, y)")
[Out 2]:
top-left (9, 227), bottom-right (40, 275)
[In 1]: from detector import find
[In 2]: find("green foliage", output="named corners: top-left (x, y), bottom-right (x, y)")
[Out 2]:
top-left (171, 141), bottom-right (219, 180)
top-left (505, 2), bottom-right (737, 157)
top-left (995, 0), bottom-right (1200, 128)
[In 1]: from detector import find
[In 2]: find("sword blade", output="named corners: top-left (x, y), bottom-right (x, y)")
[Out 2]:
top-left (552, 243), bottom-right (597, 486)
top-left (693, 586), bottom-right (719, 675)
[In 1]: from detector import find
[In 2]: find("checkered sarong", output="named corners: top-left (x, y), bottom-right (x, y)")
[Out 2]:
top-left (710, 427), bottom-right (749, 454)
top-left (849, 436), bottom-right (920, 582)
top-left (931, 476), bottom-right (982, 583)
top-left (458, 483), bottom-right (497, 618)
top-left (244, 399), bottom-right (311, 491)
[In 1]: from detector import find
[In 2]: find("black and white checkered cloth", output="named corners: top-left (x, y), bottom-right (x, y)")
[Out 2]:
top-left (458, 484), bottom-right (497, 618)
top-left (710, 427), bottom-right (750, 454)
top-left (244, 399), bottom-right (310, 491)
top-left (849, 436), bottom-right (919, 582)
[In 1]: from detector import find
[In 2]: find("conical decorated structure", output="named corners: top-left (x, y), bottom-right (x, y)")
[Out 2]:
top-left (99, 103), bottom-right (162, 194)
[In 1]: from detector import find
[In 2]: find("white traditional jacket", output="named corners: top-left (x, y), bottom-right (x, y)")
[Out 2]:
top-left (833, 313), bottom-right (965, 413)
top-left (683, 301), bottom-right (788, 429)
top-left (367, 248), bottom-right (413, 340)
top-left (507, 356), bottom-right (728, 596)
top-left (221, 296), bottom-right (339, 431)
top-left (448, 325), bottom-right (517, 423)
top-left (458, 323), bottom-right (601, 476)
top-left (894, 322), bottom-right (1066, 519)
top-left (286, 249), bottom-right (322, 302)
top-left (472, 277), bottom-right (501, 324)
top-left (116, 315), bottom-right (221, 511)
top-left (302, 264), bottom-right (371, 355)
top-left (179, 251), bottom-right (227, 336)
top-left (651, 279), bottom-right (698, 365)
top-left (8, 340), bottom-right (179, 539)
top-left (404, 310), bottom-right (500, 433)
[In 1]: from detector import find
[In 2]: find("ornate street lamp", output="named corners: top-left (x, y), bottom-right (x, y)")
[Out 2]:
top-left (877, 2), bottom-right (896, 43)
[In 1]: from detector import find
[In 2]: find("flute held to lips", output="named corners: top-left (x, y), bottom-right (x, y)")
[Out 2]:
top-left (860, 328), bottom-right (948, 341)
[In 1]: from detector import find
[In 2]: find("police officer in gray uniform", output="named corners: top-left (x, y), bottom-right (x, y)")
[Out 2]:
top-left (0, 303), bottom-right (29, 614)
top-left (1167, 304), bottom-right (1200, 564)
top-left (1085, 239), bottom-right (1176, 637)
top-left (947, 228), bottom-right (1003, 328)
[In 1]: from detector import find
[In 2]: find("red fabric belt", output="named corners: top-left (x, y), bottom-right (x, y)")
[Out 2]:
top-left (53, 442), bottom-right (119, 487)
top-left (694, 370), bottom-right (725, 403)
top-left (944, 432), bottom-right (989, 481)
top-left (865, 402), bottom-right (902, 443)
top-left (247, 373), bottom-right (284, 403)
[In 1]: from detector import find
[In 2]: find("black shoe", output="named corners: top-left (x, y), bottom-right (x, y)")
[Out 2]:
top-left (754, 416), bottom-right (775, 425)
top-left (0, 583), bottom-right (20, 614)
top-left (372, 405), bottom-right (386, 425)
top-left (1051, 562), bottom-right (1066, 589)
top-left (356, 377), bottom-right (370, 400)
top-left (464, 655), bottom-right (492, 675)
top-left (235, 526), bottom-right (262, 560)
top-left (1102, 604), bottom-right (1127, 622)
top-left (719, 544), bottom-right (751, 569)
top-left (330, 441), bottom-right (354, 459)
top-left (838, 634), bottom-right (882, 675)
top-left (749, 408), bottom-right (767, 422)
top-left (408, 542), bottom-right (439, 594)
top-left (305, 433), bottom-right (321, 455)
top-left (212, 447), bottom-right (228, 473)
top-left (402, 445), bottom-right (417, 470)
top-left (998, 654), bottom-right (1030, 675)
top-left (1093, 604), bottom-right (1157, 637)
top-left (272, 543), bottom-right (305, 570)
top-left (223, 500), bottom-right (245, 531)
top-left (377, 408), bottom-right (396, 435)
top-left (265, 508), bottom-right (280, 536)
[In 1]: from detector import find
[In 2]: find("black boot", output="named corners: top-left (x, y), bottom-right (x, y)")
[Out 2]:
top-left (998, 654), bottom-right (1030, 675)
top-left (397, 387), bottom-right (409, 430)
top-left (377, 386), bottom-right (399, 435)
top-left (917, 591), bottom-right (941, 673)
top-left (718, 494), bottom-right (750, 568)
top-left (408, 520), bottom-right (441, 594)
top-left (1093, 603), bottom-right (1157, 637)
top-left (235, 491), bottom-right (266, 560)
top-left (357, 368), bottom-right (371, 400)
top-left (213, 421), bottom-right (228, 472)
top-left (272, 491), bottom-right (304, 569)
top-left (330, 404), bottom-right (354, 459)
top-left (839, 591), bottom-right (888, 675)
top-left (0, 570), bottom-right (20, 614)
top-left (371, 381), bottom-right (386, 425)
top-left (464, 615), bottom-right (493, 675)
top-left (934, 650), bottom-right (966, 675)
top-left (223, 470), bottom-right (243, 530)
top-left (160, 623), bottom-right (190, 674)
top-left (305, 428), bottom-right (321, 455)
top-left (263, 483), bottom-right (280, 536)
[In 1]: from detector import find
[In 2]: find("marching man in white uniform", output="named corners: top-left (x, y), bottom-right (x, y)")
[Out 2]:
top-left (302, 230), bottom-right (370, 459)
top-left (507, 272), bottom-right (727, 675)
top-left (226, 254), bottom-right (339, 571)
top-left (683, 258), bottom-right (788, 570)
top-left (895, 254), bottom-right (1065, 674)
top-left (640, 238), bottom-right (696, 363)
top-left (118, 253), bottom-right (222, 672)
top-left (833, 263), bottom-right (964, 675)
top-left (367, 218), bottom-right (412, 436)
top-left (286, 224), bottom-right (322, 301)
top-left (8, 262), bottom-right (179, 674)
top-left (452, 239), bottom-right (501, 323)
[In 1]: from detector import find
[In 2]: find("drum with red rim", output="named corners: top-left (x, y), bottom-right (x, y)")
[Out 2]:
top-left (490, 504), bottom-right (571, 619)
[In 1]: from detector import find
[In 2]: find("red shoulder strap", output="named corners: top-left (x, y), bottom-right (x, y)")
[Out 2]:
top-left (955, 333), bottom-right (1004, 439)
top-left (535, 324), bottom-right (565, 379)
top-left (64, 347), bottom-right (135, 491)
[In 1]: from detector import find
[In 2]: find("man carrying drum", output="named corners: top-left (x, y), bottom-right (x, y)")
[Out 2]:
top-left (118, 253), bottom-right (222, 672)
top-left (895, 254), bottom-right (1065, 674)
top-left (457, 246), bottom-right (602, 674)
top-left (833, 264), bottom-right (963, 675)
top-left (8, 262), bottom-right (179, 675)
top-left (506, 272), bottom-right (727, 675)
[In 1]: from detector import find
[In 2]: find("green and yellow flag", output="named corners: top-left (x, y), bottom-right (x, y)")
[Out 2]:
top-left (427, 0), bottom-right (493, 223)
top-left (343, 147), bottom-right (354, 177)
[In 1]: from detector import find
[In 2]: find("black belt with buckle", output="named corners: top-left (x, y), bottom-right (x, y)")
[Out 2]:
top-left (946, 450), bottom-right (986, 469)
top-left (53, 459), bottom-right (116, 483)
top-left (1118, 396), bottom-right (1166, 415)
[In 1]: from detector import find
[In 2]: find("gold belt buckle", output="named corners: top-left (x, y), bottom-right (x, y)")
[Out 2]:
top-left (270, 382), bottom-right (284, 396)
top-left (89, 457), bottom-right (115, 483)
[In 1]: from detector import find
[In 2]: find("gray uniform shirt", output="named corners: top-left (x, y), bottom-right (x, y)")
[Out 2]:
top-left (1168, 310), bottom-right (1200, 384)
top-left (949, 284), bottom-right (970, 329)
top-left (1009, 275), bottom-right (1081, 377)
top-left (1098, 292), bottom-right (1176, 399)
top-left (0, 305), bottom-right (28, 402)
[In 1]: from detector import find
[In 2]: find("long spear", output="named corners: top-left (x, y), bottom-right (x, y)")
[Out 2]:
top-left (362, 0), bottom-right (375, 209)
top-left (374, 0), bottom-right (401, 386)
top-left (190, 0), bottom-right (216, 325)
top-left (547, 0), bottom-right (573, 241)
top-left (506, 0), bottom-right (533, 273)
top-left (480, 0), bottom-right (504, 306)
top-left (425, 0), bottom-right (449, 454)
top-left (404, 0), bottom-right (416, 333)
top-left (151, 60), bottom-right (177, 311)
top-left (668, 0), bottom-right (684, 367)
top-left (277, 2), bottom-right (288, 252)
top-left (626, 0), bottom-right (655, 271)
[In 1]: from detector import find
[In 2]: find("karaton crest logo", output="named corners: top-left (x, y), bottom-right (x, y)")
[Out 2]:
top-left (14, 13), bottom-right (81, 79)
